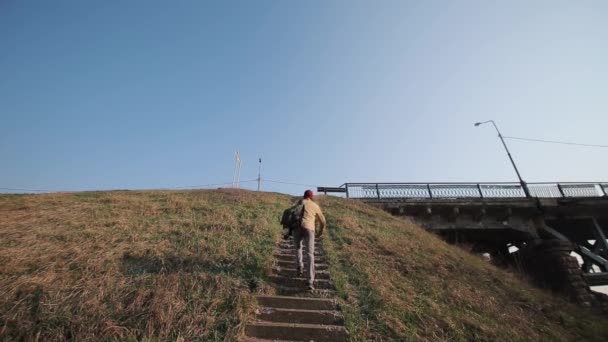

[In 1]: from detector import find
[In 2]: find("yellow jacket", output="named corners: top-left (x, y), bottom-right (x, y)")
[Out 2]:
top-left (301, 198), bottom-right (326, 234)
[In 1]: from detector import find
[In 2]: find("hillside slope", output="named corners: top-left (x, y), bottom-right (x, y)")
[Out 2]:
top-left (1, 190), bottom-right (607, 341)
top-left (318, 196), bottom-right (608, 341)
top-left (0, 190), bottom-right (291, 340)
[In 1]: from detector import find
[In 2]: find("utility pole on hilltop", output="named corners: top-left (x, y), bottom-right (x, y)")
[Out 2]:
top-left (257, 157), bottom-right (262, 191)
top-left (233, 151), bottom-right (242, 188)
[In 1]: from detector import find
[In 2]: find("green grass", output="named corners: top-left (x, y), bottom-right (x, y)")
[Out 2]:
top-left (1, 190), bottom-right (607, 341)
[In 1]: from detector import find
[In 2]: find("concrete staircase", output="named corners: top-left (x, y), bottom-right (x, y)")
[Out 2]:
top-left (243, 236), bottom-right (348, 341)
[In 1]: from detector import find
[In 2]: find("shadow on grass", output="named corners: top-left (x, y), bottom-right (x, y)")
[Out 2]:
top-left (120, 251), bottom-right (268, 292)
top-left (121, 252), bottom-right (238, 275)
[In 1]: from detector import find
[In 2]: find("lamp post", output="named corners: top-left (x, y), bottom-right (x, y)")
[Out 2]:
top-left (474, 120), bottom-right (531, 198)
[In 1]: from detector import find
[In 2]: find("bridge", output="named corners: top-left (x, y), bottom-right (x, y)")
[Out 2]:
top-left (319, 181), bottom-right (608, 199)
top-left (319, 182), bottom-right (608, 306)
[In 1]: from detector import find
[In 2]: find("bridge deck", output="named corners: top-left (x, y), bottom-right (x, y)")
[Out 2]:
top-left (332, 182), bottom-right (608, 200)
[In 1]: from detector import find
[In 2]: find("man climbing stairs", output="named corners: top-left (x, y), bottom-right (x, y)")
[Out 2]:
top-left (243, 237), bottom-right (348, 341)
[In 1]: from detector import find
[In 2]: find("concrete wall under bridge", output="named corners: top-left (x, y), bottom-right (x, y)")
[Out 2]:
top-left (319, 182), bottom-right (608, 310)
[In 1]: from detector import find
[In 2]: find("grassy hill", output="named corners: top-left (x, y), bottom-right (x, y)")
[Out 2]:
top-left (1, 189), bottom-right (607, 341)
top-left (320, 196), bottom-right (608, 341)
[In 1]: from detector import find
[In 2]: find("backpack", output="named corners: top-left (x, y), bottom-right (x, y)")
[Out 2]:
top-left (280, 202), bottom-right (305, 238)
top-left (280, 208), bottom-right (294, 227)
top-left (291, 202), bottom-right (305, 228)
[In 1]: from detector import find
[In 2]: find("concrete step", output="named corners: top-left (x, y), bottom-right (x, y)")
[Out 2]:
top-left (256, 307), bottom-right (344, 325)
top-left (267, 276), bottom-right (334, 289)
top-left (240, 338), bottom-right (292, 342)
top-left (283, 237), bottom-right (323, 241)
top-left (255, 295), bottom-right (337, 310)
top-left (276, 260), bottom-right (328, 270)
top-left (281, 240), bottom-right (323, 245)
top-left (275, 250), bottom-right (324, 257)
top-left (279, 244), bottom-right (322, 250)
top-left (278, 249), bottom-right (322, 253)
top-left (245, 322), bottom-right (347, 341)
top-left (278, 250), bottom-right (324, 256)
top-left (279, 243), bottom-right (323, 249)
top-left (273, 268), bottom-right (330, 279)
top-left (280, 244), bottom-right (323, 248)
top-left (276, 286), bottom-right (336, 297)
top-left (275, 254), bottom-right (326, 262)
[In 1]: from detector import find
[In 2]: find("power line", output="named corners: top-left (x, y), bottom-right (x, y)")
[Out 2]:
top-left (0, 179), bottom-right (260, 193)
top-left (503, 136), bottom-right (608, 148)
top-left (0, 187), bottom-right (52, 192)
top-left (263, 179), bottom-right (318, 188)
top-left (161, 179), bottom-right (258, 190)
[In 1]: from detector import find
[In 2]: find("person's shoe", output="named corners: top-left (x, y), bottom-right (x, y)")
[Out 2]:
top-left (307, 283), bottom-right (315, 291)
top-left (296, 267), bottom-right (303, 278)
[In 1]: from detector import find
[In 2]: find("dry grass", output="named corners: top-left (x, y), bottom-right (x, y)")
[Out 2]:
top-left (0, 189), bottom-right (291, 341)
top-left (318, 196), bottom-right (608, 341)
top-left (2, 190), bottom-right (607, 341)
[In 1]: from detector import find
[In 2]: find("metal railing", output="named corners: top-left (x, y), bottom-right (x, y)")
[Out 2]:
top-left (338, 182), bottom-right (608, 200)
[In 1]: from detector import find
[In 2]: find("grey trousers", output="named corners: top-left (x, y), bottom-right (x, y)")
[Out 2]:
top-left (293, 227), bottom-right (315, 285)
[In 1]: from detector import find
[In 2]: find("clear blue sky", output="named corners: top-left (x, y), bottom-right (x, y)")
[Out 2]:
top-left (1, 1), bottom-right (607, 195)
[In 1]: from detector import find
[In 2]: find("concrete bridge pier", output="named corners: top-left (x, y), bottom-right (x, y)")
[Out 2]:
top-left (516, 238), bottom-right (595, 306)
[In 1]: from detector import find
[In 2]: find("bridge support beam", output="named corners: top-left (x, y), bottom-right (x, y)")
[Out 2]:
top-left (591, 218), bottom-right (608, 260)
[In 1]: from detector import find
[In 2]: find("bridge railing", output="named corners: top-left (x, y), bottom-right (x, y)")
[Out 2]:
top-left (338, 182), bottom-right (608, 200)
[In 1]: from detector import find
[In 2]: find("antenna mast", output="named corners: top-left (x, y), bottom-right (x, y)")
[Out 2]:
top-left (233, 151), bottom-right (242, 188)
top-left (257, 157), bottom-right (262, 191)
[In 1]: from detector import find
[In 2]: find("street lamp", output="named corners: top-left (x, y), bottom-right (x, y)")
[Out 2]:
top-left (474, 120), bottom-right (531, 198)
